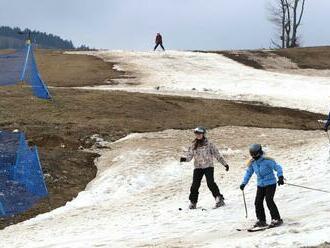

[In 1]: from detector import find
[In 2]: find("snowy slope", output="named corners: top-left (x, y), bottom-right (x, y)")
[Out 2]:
top-left (75, 50), bottom-right (330, 114)
top-left (0, 127), bottom-right (329, 248)
top-left (1, 50), bottom-right (329, 248)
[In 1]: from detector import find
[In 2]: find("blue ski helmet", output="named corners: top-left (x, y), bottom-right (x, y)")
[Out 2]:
top-left (249, 144), bottom-right (263, 158)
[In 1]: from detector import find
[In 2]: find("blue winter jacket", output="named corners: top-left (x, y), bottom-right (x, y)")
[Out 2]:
top-left (325, 112), bottom-right (330, 131)
top-left (241, 156), bottom-right (283, 187)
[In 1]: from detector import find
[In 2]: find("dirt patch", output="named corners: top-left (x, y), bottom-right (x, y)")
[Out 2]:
top-left (34, 49), bottom-right (128, 87)
top-left (0, 49), bottom-right (16, 55)
top-left (0, 50), bottom-right (326, 230)
top-left (197, 50), bottom-right (265, 70)
top-left (216, 51), bottom-right (265, 70)
top-left (202, 47), bottom-right (330, 77)
top-left (273, 46), bottom-right (330, 70)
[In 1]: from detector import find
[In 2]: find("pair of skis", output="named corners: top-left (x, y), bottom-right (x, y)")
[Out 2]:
top-left (178, 204), bottom-right (224, 211)
top-left (178, 207), bottom-right (207, 211)
top-left (236, 223), bottom-right (281, 232)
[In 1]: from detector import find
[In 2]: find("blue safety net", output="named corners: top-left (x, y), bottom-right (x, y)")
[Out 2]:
top-left (23, 45), bottom-right (52, 99)
top-left (0, 49), bottom-right (26, 86)
top-left (0, 131), bottom-right (48, 217)
top-left (0, 43), bottom-right (51, 100)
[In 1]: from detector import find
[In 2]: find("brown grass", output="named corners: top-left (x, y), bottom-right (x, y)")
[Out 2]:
top-left (273, 46), bottom-right (330, 69)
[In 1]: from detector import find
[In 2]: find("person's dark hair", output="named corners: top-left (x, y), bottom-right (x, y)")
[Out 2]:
top-left (192, 136), bottom-right (207, 150)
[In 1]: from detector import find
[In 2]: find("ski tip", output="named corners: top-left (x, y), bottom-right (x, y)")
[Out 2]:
top-left (247, 226), bottom-right (269, 232)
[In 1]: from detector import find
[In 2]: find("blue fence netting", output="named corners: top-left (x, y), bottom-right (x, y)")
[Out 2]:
top-left (0, 49), bottom-right (26, 86)
top-left (0, 42), bottom-right (52, 100)
top-left (0, 131), bottom-right (48, 217)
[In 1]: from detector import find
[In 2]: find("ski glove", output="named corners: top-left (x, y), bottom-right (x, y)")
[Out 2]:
top-left (277, 176), bottom-right (284, 186)
top-left (225, 164), bottom-right (229, 171)
top-left (240, 184), bottom-right (245, 191)
top-left (180, 157), bottom-right (187, 162)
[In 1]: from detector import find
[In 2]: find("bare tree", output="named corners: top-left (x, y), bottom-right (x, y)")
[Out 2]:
top-left (291, 0), bottom-right (306, 47)
top-left (268, 0), bottom-right (306, 48)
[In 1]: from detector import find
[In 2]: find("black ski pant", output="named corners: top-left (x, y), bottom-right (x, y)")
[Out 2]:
top-left (189, 167), bottom-right (222, 203)
top-left (154, 42), bottom-right (165, 51)
top-left (255, 184), bottom-right (281, 222)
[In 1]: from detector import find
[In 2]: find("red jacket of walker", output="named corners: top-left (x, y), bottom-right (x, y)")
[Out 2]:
top-left (155, 34), bottom-right (163, 44)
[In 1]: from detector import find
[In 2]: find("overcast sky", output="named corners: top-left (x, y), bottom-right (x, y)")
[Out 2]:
top-left (0, 0), bottom-right (329, 50)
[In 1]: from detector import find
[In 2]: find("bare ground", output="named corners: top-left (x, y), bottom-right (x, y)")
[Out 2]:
top-left (273, 46), bottom-right (330, 70)
top-left (0, 49), bottom-right (326, 231)
top-left (203, 46), bottom-right (330, 77)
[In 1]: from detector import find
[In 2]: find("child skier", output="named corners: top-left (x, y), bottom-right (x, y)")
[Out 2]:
top-left (180, 127), bottom-right (229, 209)
top-left (240, 144), bottom-right (284, 228)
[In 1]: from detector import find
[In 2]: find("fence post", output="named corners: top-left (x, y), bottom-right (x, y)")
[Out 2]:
top-left (20, 43), bottom-right (31, 82)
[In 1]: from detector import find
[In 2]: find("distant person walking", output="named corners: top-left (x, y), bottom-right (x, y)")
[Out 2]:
top-left (154, 33), bottom-right (165, 51)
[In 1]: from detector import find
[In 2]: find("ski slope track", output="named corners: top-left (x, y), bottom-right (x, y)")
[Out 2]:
top-left (77, 50), bottom-right (330, 114)
top-left (1, 51), bottom-right (329, 248)
top-left (0, 128), bottom-right (329, 247)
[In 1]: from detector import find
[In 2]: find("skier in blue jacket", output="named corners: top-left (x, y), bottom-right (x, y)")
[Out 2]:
top-left (324, 112), bottom-right (330, 132)
top-left (240, 144), bottom-right (284, 228)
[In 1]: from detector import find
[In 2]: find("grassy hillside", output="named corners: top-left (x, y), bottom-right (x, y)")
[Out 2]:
top-left (202, 46), bottom-right (330, 71)
top-left (273, 46), bottom-right (330, 69)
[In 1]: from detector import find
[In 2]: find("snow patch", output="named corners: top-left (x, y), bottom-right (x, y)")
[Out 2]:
top-left (74, 50), bottom-right (330, 114)
top-left (112, 64), bottom-right (124, 71)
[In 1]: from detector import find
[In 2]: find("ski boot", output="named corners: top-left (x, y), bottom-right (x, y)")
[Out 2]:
top-left (253, 220), bottom-right (268, 228)
top-left (269, 219), bottom-right (283, 228)
top-left (189, 202), bottom-right (197, 209)
top-left (215, 195), bottom-right (225, 208)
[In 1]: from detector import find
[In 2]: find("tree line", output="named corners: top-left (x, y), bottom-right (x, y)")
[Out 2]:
top-left (0, 26), bottom-right (91, 50)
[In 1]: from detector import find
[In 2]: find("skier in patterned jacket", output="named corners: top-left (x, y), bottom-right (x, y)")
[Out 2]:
top-left (240, 144), bottom-right (284, 228)
top-left (180, 127), bottom-right (229, 209)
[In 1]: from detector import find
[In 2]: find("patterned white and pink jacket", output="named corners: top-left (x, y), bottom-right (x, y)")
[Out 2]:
top-left (185, 139), bottom-right (228, 169)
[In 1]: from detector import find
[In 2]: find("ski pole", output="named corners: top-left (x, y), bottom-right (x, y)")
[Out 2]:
top-left (285, 182), bottom-right (330, 194)
top-left (242, 190), bottom-right (248, 218)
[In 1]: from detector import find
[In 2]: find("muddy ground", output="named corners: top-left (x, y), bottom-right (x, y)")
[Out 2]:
top-left (0, 49), bottom-right (326, 230)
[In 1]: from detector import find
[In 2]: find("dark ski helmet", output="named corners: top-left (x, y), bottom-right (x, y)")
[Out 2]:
top-left (194, 127), bottom-right (206, 134)
top-left (249, 144), bottom-right (263, 158)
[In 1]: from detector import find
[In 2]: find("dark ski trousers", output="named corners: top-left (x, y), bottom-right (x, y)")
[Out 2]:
top-left (255, 184), bottom-right (281, 222)
top-left (189, 167), bottom-right (222, 203)
top-left (154, 42), bottom-right (165, 51)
